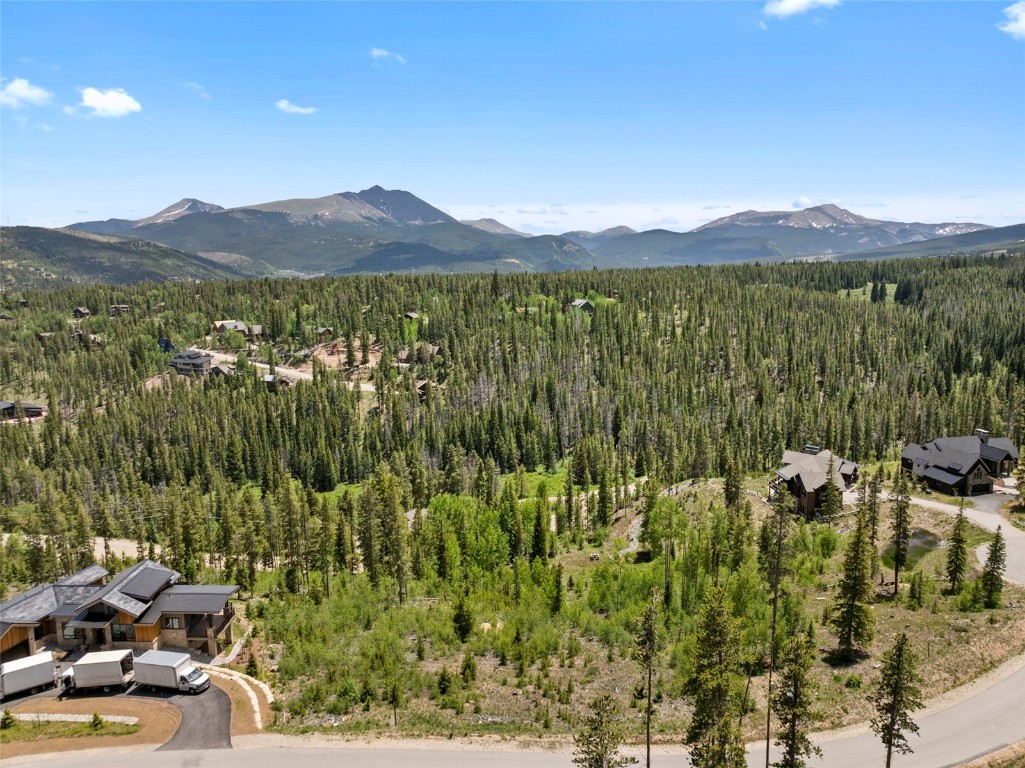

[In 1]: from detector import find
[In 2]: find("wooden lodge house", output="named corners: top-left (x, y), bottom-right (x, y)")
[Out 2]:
top-left (901, 429), bottom-right (1019, 496)
top-left (770, 446), bottom-right (859, 518)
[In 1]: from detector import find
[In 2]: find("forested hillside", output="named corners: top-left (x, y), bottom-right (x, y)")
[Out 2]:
top-left (1, 253), bottom-right (1023, 742)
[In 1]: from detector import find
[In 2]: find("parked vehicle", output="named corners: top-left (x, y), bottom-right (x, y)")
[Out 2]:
top-left (0, 652), bottom-right (57, 700)
top-left (62, 649), bottom-right (134, 693)
top-left (134, 650), bottom-right (210, 694)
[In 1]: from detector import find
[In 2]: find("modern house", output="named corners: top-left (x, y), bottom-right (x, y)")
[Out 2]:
top-left (109, 304), bottom-right (131, 317)
top-left (0, 560), bottom-right (238, 662)
top-left (168, 349), bottom-right (213, 376)
top-left (770, 446), bottom-right (859, 517)
top-left (0, 400), bottom-right (47, 420)
top-left (901, 430), bottom-right (1020, 496)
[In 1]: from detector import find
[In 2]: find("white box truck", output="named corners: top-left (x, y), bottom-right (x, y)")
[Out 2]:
top-left (0, 652), bottom-right (57, 700)
top-left (134, 650), bottom-right (210, 694)
top-left (62, 649), bottom-right (134, 693)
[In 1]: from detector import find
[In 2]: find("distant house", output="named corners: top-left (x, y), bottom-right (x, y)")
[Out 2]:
top-left (0, 313), bottom-right (14, 321)
top-left (403, 311), bottom-right (420, 321)
top-left (248, 324), bottom-right (263, 338)
top-left (315, 327), bottom-right (334, 341)
top-left (569, 299), bottom-right (596, 315)
top-left (213, 320), bottom-right (248, 335)
top-left (168, 350), bottom-right (212, 376)
top-left (0, 400), bottom-right (47, 420)
top-left (396, 342), bottom-right (441, 365)
top-left (210, 364), bottom-right (236, 377)
top-left (36, 332), bottom-right (54, 342)
top-left (73, 307), bottom-right (91, 318)
top-left (0, 560), bottom-right (238, 661)
top-left (415, 379), bottom-right (430, 402)
top-left (901, 430), bottom-right (1020, 496)
top-left (262, 373), bottom-right (291, 392)
top-left (770, 446), bottom-right (859, 517)
top-left (109, 304), bottom-right (131, 317)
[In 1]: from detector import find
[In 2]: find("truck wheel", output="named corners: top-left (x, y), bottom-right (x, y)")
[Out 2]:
top-left (103, 686), bottom-right (111, 693)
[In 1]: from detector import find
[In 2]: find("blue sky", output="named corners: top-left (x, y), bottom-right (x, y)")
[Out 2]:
top-left (2, 1), bottom-right (1023, 233)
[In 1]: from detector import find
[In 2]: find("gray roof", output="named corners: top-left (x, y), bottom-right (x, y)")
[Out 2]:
top-left (0, 564), bottom-right (109, 635)
top-left (79, 559), bottom-right (179, 619)
top-left (136, 585), bottom-right (238, 625)
top-left (57, 564), bottom-right (109, 585)
top-left (776, 449), bottom-right (858, 493)
top-left (901, 434), bottom-right (1016, 480)
top-left (120, 567), bottom-right (173, 601)
top-left (66, 611), bottom-right (115, 630)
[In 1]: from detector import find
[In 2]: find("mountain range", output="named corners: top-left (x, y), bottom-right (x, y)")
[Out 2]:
top-left (3, 187), bottom-right (1022, 286)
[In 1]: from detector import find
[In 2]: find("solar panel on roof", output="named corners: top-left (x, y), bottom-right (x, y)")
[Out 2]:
top-left (120, 567), bottom-right (172, 601)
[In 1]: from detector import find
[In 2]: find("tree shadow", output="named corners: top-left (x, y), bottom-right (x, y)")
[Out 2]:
top-left (823, 647), bottom-right (871, 668)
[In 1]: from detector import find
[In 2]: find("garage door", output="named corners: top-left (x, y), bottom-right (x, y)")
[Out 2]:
top-left (971, 483), bottom-right (991, 495)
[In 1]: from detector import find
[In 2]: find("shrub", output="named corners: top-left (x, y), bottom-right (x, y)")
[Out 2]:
top-left (90, 712), bottom-right (105, 730)
top-left (1, 709), bottom-right (16, 730)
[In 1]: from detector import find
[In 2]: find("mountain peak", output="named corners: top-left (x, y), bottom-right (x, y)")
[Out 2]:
top-left (135, 198), bottom-right (224, 227)
top-left (353, 186), bottom-right (457, 225)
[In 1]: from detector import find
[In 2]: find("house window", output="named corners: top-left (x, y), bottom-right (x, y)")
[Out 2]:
top-left (112, 623), bottom-right (136, 642)
top-left (163, 616), bottom-right (181, 630)
top-left (63, 626), bottom-right (84, 641)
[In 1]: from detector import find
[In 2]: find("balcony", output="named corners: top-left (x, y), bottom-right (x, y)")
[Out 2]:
top-left (186, 606), bottom-right (235, 639)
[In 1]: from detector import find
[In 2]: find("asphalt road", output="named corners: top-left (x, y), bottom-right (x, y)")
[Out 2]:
top-left (147, 684), bottom-right (232, 751)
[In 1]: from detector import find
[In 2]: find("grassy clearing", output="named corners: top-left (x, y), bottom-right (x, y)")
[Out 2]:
top-left (0, 718), bottom-right (140, 744)
top-left (838, 282), bottom-right (899, 305)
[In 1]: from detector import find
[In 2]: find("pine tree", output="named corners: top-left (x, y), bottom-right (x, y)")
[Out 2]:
top-left (821, 454), bottom-right (842, 519)
top-left (687, 586), bottom-right (745, 768)
top-left (946, 498), bottom-right (968, 594)
top-left (870, 633), bottom-right (923, 768)
top-left (453, 593), bottom-right (473, 642)
top-left (771, 626), bottom-right (821, 768)
top-left (830, 505), bottom-right (874, 661)
top-left (890, 471), bottom-right (912, 597)
top-left (981, 526), bottom-right (1006, 609)
top-left (866, 470), bottom-right (883, 581)
top-left (572, 693), bottom-right (637, 768)
top-left (634, 592), bottom-right (660, 768)
top-left (763, 487), bottom-right (794, 767)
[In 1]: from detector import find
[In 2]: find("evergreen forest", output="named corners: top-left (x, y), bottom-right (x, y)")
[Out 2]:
top-left (2, 252), bottom-right (1024, 744)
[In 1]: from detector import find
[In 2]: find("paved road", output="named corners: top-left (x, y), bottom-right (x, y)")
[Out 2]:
top-left (144, 685), bottom-right (232, 751)
top-left (898, 491), bottom-right (1025, 585)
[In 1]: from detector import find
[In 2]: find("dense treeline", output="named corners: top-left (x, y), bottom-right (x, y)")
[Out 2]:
top-left (1, 254), bottom-right (1023, 548)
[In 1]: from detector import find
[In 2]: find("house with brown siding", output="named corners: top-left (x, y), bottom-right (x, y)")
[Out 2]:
top-left (0, 560), bottom-right (237, 662)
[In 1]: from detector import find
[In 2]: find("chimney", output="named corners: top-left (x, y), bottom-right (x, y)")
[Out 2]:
top-left (975, 428), bottom-right (990, 443)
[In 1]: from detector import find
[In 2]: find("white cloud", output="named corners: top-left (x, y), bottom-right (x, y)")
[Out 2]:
top-left (76, 87), bottom-right (142, 118)
top-left (183, 81), bottom-right (211, 99)
top-left (0, 77), bottom-right (53, 109)
top-left (276, 99), bottom-right (317, 115)
top-left (370, 47), bottom-right (407, 64)
top-left (764, 0), bottom-right (840, 19)
top-left (998, 2), bottom-right (1025, 39)
top-left (759, 20), bottom-right (769, 31)
top-left (516, 206), bottom-right (569, 216)
top-left (792, 196), bottom-right (813, 208)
